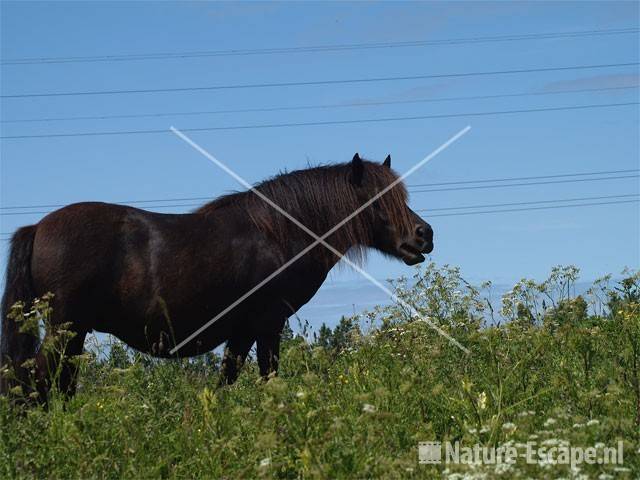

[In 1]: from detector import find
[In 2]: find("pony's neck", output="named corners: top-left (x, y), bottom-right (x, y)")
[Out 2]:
top-left (283, 194), bottom-right (372, 268)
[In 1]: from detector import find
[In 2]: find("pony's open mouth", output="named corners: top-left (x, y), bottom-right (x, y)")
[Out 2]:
top-left (398, 244), bottom-right (426, 266)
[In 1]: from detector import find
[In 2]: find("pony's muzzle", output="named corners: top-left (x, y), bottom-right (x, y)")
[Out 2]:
top-left (398, 222), bottom-right (433, 265)
top-left (415, 223), bottom-right (434, 254)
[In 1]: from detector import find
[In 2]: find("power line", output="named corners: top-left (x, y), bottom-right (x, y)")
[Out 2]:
top-left (9, 193), bottom-right (629, 217)
top-left (416, 193), bottom-right (639, 212)
top-left (408, 168), bottom-right (640, 188)
top-left (1, 197), bottom-right (637, 240)
top-left (3, 27), bottom-right (637, 66)
top-left (0, 176), bottom-right (637, 217)
top-left (3, 85), bottom-right (637, 124)
top-left (411, 174), bottom-right (639, 194)
top-left (0, 198), bottom-right (210, 211)
top-left (2, 102), bottom-right (638, 140)
top-left (2, 62), bottom-right (638, 99)
top-left (1, 168), bottom-right (636, 212)
top-left (426, 199), bottom-right (639, 218)
top-left (0, 203), bottom-right (205, 216)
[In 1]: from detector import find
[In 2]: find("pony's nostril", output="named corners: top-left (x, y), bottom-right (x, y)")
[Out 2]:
top-left (416, 225), bottom-right (426, 238)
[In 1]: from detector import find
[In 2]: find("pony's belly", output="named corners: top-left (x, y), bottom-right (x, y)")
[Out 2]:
top-left (97, 309), bottom-right (236, 358)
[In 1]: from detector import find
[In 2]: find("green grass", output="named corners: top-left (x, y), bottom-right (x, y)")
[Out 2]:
top-left (1, 264), bottom-right (639, 479)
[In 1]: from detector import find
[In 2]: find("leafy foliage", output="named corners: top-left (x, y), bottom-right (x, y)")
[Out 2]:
top-left (1, 264), bottom-right (638, 479)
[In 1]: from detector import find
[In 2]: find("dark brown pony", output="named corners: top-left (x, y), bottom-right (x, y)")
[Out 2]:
top-left (0, 154), bottom-right (433, 400)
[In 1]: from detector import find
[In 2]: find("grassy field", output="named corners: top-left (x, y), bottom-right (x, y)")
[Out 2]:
top-left (1, 264), bottom-right (639, 479)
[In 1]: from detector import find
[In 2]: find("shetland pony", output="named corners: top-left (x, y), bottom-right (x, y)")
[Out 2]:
top-left (0, 154), bottom-right (433, 400)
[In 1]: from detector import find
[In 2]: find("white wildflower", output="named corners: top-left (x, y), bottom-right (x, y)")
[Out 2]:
top-left (259, 457), bottom-right (271, 468)
top-left (477, 391), bottom-right (487, 411)
top-left (586, 419), bottom-right (599, 426)
top-left (543, 418), bottom-right (556, 427)
top-left (502, 422), bottom-right (517, 434)
top-left (494, 462), bottom-right (513, 474)
top-left (362, 403), bottom-right (376, 414)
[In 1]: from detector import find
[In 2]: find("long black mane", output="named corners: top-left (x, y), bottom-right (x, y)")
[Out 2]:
top-left (196, 160), bottom-right (414, 265)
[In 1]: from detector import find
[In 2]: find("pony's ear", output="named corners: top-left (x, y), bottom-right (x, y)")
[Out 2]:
top-left (350, 153), bottom-right (364, 186)
top-left (383, 155), bottom-right (391, 168)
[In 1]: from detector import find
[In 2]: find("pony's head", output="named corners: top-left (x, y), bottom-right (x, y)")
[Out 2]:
top-left (349, 153), bottom-right (433, 266)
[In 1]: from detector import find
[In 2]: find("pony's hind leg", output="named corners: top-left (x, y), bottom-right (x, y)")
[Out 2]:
top-left (218, 333), bottom-right (254, 386)
top-left (35, 324), bottom-right (87, 403)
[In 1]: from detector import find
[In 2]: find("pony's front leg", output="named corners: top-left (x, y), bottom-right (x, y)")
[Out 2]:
top-left (257, 329), bottom-right (282, 379)
top-left (217, 333), bottom-right (254, 386)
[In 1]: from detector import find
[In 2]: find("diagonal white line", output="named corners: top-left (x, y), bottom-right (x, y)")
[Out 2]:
top-left (318, 253), bottom-right (471, 353)
top-left (169, 126), bottom-right (470, 354)
top-left (171, 126), bottom-right (468, 351)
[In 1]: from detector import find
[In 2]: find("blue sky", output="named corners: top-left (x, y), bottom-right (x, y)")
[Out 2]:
top-left (1, 1), bottom-right (639, 329)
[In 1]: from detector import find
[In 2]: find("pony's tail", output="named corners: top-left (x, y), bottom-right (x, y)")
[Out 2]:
top-left (0, 225), bottom-right (39, 395)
